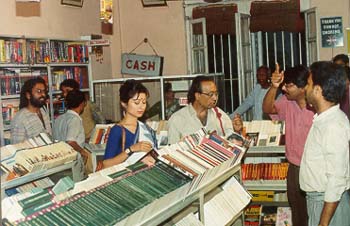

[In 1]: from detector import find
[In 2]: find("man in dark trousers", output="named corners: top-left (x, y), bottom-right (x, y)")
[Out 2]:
top-left (263, 64), bottom-right (314, 226)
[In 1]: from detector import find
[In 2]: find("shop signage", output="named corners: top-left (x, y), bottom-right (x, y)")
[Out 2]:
top-left (320, 16), bottom-right (343, 48)
top-left (121, 53), bottom-right (163, 76)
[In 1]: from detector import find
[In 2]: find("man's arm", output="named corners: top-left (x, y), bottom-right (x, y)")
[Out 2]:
top-left (231, 88), bottom-right (256, 118)
top-left (263, 63), bottom-right (284, 114)
top-left (319, 202), bottom-right (339, 226)
top-left (67, 141), bottom-right (88, 164)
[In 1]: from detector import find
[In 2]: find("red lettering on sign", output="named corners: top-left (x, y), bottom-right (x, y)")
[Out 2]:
top-left (126, 60), bottom-right (132, 69)
top-left (133, 60), bottom-right (139, 70)
top-left (141, 61), bottom-right (148, 70)
top-left (148, 62), bottom-right (155, 71)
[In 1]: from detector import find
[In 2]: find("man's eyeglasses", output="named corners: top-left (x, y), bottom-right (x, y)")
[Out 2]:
top-left (282, 83), bottom-right (295, 89)
top-left (200, 92), bottom-right (219, 98)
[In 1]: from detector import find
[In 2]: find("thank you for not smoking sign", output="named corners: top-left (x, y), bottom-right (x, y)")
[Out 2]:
top-left (321, 17), bottom-right (343, 48)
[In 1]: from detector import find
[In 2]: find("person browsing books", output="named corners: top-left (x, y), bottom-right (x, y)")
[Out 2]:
top-left (53, 90), bottom-right (87, 181)
top-left (168, 76), bottom-right (243, 144)
top-left (230, 65), bottom-right (271, 120)
top-left (103, 80), bottom-right (158, 168)
top-left (60, 79), bottom-right (106, 141)
top-left (300, 61), bottom-right (350, 226)
top-left (10, 77), bottom-right (52, 144)
top-left (263, 64), bottom-right (314, 226)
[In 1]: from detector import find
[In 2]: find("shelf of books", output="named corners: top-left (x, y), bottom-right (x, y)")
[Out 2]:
top-left (1, 130), bottom-right (251, 226)
top-left (0, 36), bottom-right (92, 140)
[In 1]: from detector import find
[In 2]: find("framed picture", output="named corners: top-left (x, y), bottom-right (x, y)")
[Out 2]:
top-left (142, 0), bottom-right (167, 7)
top-left (61, 0), bottom-right (84, 7)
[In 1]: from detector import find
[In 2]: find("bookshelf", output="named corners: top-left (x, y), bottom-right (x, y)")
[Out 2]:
top-left (242, 145), bottom-right (289, 225)
top-left (0, 35), bottom-right (92, 145)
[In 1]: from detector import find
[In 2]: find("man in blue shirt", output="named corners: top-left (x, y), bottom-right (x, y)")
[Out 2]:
top-left (230, 66), bottom-right (271, 120)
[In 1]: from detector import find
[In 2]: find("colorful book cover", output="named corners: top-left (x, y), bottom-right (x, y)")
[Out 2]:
top-left (276, 207), bottom-right (292, 226)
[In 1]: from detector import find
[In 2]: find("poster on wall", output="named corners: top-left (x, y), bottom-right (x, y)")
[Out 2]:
top-left (100, 0), bottom-right (113, 24)
top-left (320, 16), bottom-right (343, 48)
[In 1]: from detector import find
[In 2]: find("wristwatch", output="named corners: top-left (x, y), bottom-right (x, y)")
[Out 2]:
top-left (125, 148), bottom-right (133, 156)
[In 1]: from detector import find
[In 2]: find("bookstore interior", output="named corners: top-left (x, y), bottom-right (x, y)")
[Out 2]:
top-left (1, 0), bottom-right (349, 226)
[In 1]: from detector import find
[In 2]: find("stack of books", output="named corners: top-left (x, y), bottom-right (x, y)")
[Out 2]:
top-left (1, 133), bottom-right (54, 175)
top-left (157, 130), bottom-right (245, 193)
top-left (243, 120), bottom-right (285, 146)
top-left (14, 142), bottom-right (77, 173)
top-left (84, 124), bottom-right (115, 154)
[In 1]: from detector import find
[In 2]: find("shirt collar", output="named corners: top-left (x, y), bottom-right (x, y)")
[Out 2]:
top-left (313, 104), bottom-right (339, 122)
top-left (67, 109), bottom-right (82, 120)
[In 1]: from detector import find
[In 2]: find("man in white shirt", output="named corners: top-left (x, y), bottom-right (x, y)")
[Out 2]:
top-left (168, 76), bottom-right (242, 144)
top-left (54, 90), bottom-right (87, 181)
top-left (300, 61), bottom-right (350, 226)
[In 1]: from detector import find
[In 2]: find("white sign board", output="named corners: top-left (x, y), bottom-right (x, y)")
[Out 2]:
top-left (121, 53), bottom-right (163, 76)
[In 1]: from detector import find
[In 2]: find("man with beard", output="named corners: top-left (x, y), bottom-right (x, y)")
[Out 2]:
top-left (300, 61), bottom-right (350, 226)
top-left (168, 76), bottom-right (242, 144)
top-left (11, 77), bottom-right (51, 144)
top-left (263, 64), bottom-right (314, 226)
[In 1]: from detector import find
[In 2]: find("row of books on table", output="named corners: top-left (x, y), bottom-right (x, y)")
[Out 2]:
top-left (1, 133), bottom-right (77, 178)
top-left (2, 129), bottom-right (251, 225)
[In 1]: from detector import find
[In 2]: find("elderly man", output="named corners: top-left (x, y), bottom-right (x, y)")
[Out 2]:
top-left (168, 76), bottom-right (242, 144)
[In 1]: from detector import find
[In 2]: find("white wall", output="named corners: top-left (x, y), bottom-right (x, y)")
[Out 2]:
top-left (311, 0), bottom-right (349, 60)
top-left (114, 0), bottom-right (188, 77)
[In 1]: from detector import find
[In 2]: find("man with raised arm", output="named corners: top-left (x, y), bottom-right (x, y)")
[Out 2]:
top-left (263, 63), bottom-right (314, 226)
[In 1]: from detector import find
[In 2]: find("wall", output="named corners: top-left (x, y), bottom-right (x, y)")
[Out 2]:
top-left (113, 0), bottom-right (188, 77)
top-left (311, 0), bottom-right (349, 60)
top-left (0, 0), bottom-right (112, 79)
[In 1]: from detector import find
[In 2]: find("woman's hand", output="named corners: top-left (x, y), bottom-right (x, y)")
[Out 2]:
top-left (130, 141), bottom-right (153, 153)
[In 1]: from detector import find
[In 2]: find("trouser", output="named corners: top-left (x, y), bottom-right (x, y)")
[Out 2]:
top-left (72, 153), bottom-right (86, 182)
top-left (306, 191), bottom-right (350, 226)
top-left (287, 163), bottom-right (308, 226)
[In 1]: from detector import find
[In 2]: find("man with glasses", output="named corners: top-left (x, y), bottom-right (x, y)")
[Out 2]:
top-left (168, 76), bottom-right (242, 144)
top-left (11, 77), bottom-right (51, 144)
top-left (263, 64), bottom-right (314, 226)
